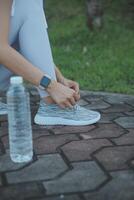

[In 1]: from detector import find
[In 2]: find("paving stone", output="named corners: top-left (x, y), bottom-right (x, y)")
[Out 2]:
top-left (126, 99), bottom-right (134, 107)
top-left (43, 161), bottom-right (108, 195)
top-left (61, 139), bottom-right (112, 161)
top-left (130, 160), bottom-right (134, 168)
top-left (6, 154), bottom-right (68, 184)
top-left (1, 135), bottom-right (9, 149)
top-left (80, 123), bottom-right (125, 139)
top-left (81, 91), bottom-right (134, 104)
top-left (0, 176), bottom-right (2, 186)
top-left (32, 124), bottom-right (51, 130)
top-left (84, 100), bottom-right (110, 110)
top-left (77, 99), bottom-right (89, 106)
top-left (94, 146), bottom-right (134, 170)
top-left (0, 183), bottom-right (44, 200)
top-left (115, 117), bottom-right (134, 128)
top-left (1, 90), bottom-right (134, 199)
top-left (0, 140), bottom-right (4, 155)
top-left (34, 195), bottom-right (81, 200)
top-left (84, 170), bottom-right (134, 200)
top-left (1, 129), bottom-right (51, 149)
top-left (33, 128), bottom-right (50, 139)
top-left (52, 125), bottom-right (95, 135)
top-left (99, 113), bottom-right (125, 123)
top-left (0, 121), bottom-right (8, 128)
top-left (104, 93), bottom-right (134, 104)
top-left (125, 111), bottom-right (134, 116)
top-left (102, 104), bottom-right (133, 113)
top-left (112, 130), bottom-right (134, 145)
top-left (0, 128), bottom-right (8, 137)
top-left (34, 134), bottom-right (78, 154)
top-left (0, 150), bottom-right (27, 172)
top-left (0, 115), bottom-right (8, 123)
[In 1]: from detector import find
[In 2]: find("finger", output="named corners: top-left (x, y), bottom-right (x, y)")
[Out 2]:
top-left (73, 93), bottom-right (80, 102)
top-left (64, 100), bottom-right (74, 108)
top-left (59, 102), bottom-right (66, 109)
top-left (68, 96), bottom-right (76, 106)
top-left (72, 83), bottom-right (79, 94)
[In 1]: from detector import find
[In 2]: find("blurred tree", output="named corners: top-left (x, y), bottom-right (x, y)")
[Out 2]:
top-left (86, 0), bottom-right (103, 30)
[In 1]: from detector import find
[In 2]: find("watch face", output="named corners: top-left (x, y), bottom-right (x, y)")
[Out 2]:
top-left (40, 76), bottom-right (51, 88)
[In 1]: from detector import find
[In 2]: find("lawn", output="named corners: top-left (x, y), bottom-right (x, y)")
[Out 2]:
top-left (44, 0), bottom-right (134, 95)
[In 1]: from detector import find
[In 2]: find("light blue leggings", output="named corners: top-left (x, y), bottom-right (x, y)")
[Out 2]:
top-left (0, 0), bottom-right (57, 98)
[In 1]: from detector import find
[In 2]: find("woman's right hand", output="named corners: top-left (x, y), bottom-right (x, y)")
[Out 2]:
top-left (46, 80), bottom-right (78, 109)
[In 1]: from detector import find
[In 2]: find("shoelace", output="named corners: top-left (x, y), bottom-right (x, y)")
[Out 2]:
top-left (40, 100), bottom-right (80, 111)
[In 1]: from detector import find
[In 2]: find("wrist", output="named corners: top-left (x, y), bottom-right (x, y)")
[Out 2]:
top-left (46, 79), bottom-right (57, 93)
top-left (39, 74), bottom-right (52, 91)
top-left (57, 75), bottom-right (66, 84)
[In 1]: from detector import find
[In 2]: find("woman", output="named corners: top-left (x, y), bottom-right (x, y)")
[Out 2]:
top-left (0, 0), bottom-right (100, 125)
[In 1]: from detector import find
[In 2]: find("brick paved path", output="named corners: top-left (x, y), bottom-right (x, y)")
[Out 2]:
top-left (0, 89), bottom-right (134, 200)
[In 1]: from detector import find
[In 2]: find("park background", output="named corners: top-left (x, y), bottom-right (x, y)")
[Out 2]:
top-left (44, 0), bottom-right (134, 95)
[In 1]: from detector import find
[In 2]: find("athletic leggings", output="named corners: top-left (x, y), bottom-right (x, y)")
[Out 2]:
top-left (0, 0), bottom-right (57, 98)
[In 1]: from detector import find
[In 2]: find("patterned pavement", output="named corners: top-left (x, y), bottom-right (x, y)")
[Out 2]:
top-left (0, 88), bottom-right (134, 200)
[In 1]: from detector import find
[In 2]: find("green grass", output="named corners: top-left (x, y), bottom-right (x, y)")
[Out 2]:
top-left (44, 0), bottom-right (134, 94)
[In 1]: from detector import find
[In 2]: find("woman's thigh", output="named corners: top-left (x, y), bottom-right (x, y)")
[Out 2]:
top-left (0, 0), bottom-right (52, 92)
top-left (0, 0), bottom-right (29, 91)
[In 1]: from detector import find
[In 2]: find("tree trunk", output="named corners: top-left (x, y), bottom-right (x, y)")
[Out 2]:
top-left (86, 0), bottom-right (103, 30)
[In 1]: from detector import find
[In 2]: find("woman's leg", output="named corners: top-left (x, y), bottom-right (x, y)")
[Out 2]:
top-left (0, 0), bottom-right (57, 100)
top-left (18, 2), bottom-right (57, 98)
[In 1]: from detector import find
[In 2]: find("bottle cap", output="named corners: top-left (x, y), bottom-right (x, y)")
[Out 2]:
top-left (10, 76), bottom-right (23, 84)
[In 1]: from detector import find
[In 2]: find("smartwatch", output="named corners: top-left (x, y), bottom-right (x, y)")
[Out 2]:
top-left (39, 75), bottom-right (52, 90)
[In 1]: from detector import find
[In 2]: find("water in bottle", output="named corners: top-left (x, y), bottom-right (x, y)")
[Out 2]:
top-left (7, 76), bottom-right (33, 163)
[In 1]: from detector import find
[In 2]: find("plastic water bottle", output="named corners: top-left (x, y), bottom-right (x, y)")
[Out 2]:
top-left (7, 76), bottom-right (33, 163)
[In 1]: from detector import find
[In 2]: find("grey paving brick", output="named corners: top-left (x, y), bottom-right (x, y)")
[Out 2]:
top-left (0, 128), bottom-right (8, 137)
top-left (83, 93), bottom-right (104, 101)
top-left (61, 139), bottom-right (112, 161)
top-left (0, 140), bottom-right (4, 155)
top-left (85, 100), bottom-right (110, 110)
top-left (112, 130), bottom-right (134, 145)
top-left (0, 183), bottom-right (44, 200)
top-left (80, 123), bottom-right (124, 139)
top-left (43, 161), bottom-right (108, 195)
top-left (33, 128), bottom-right (50, 139)
top-left (125, 111), bottom-right (134, 116)
top-left (94, 146), bottom-right (134, 170)
top-left (84, 170), bottom-right (134, 200)
top-left (52, 125), bottom-right (95, 135)
top-left (0, 150), bottom-right (27, 172)
top-left (0, 115), bottom-right (8, 123)
top-left (104, 93), bottom-right (134, 104)
top-left (0, 90), bottom-right (134, 199)
top-left (126, 100), bottom-right (134, 107)
top-left (6, 154), bottom-right (68, 184)
top-left (102, 104), bottom-right (133, 113)
top-left (115, 116), bottom-right (134, 128)
top-left (34, 195), bottom-right (81, 200)
top-left (99, 113), bottom-right (125, 123)
top-left (34, 134), bottom-right (78, 154)
top-left (77, 99), bottom-right (89, 106)
top-left (0, 176), bottom-right (2, 186)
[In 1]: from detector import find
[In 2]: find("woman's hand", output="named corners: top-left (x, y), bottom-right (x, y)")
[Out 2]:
top-left (59, 77), bottom-right (80, 102)
top-left (46, 80), bottom-right (78, 109)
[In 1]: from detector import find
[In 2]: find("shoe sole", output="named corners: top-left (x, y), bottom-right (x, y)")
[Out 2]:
top-left (34, 113), bottom-right (101, 126)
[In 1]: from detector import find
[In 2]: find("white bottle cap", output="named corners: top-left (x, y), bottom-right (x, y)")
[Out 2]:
top-left (10, 76), bottom-right (23, 84)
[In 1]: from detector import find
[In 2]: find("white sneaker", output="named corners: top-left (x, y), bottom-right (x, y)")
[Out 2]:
top-left (34, 100), bottom-right (101, 126)
top-left (0, 102), bottom-right (7, 115)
